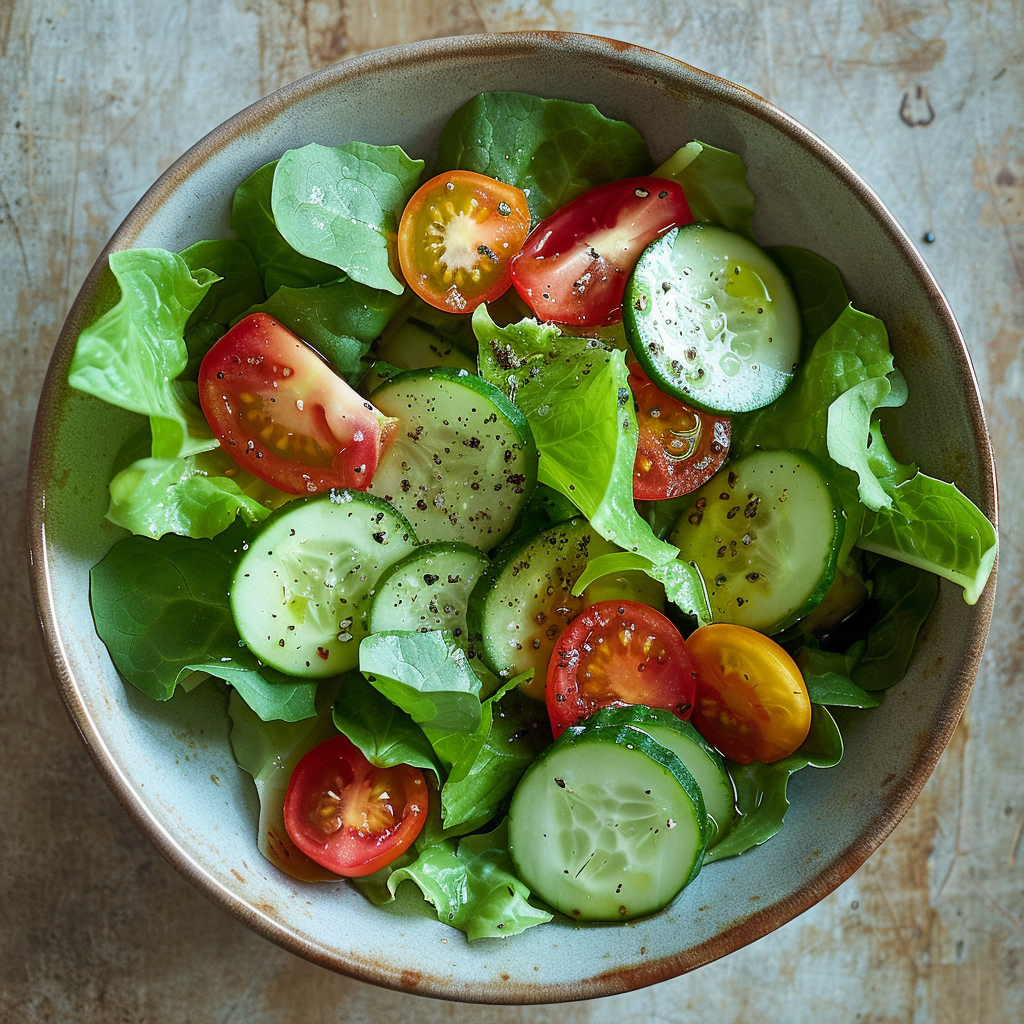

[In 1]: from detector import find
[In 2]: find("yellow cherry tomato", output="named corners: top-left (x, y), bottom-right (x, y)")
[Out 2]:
top-left (685, 623), bottom-right (811, 764)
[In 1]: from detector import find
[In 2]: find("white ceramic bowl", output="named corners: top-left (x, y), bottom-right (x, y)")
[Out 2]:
top-left (28, 32), bottom-right (996, 1003)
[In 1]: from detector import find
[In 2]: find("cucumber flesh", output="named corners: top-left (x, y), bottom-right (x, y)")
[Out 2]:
top-left (670, 449), bottom-right (842, 634)
top-left (376, 318), bottom-right (477, 374)
top-left (230, 492), bottom-right (418, 678)
top-left (508, 721), bottom-right (710, 921)
top-left (368, 368), bottom-right (537, 552)
top-left (624, 224), bottom-right (801, 413)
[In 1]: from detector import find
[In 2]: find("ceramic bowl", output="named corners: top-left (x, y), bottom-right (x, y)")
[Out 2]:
top-left (28, 32), bottom-right (996, 1003)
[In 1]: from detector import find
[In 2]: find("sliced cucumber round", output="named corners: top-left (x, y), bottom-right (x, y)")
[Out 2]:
top-left (367, 368), bottom-right (537, 552)
top-left (468, 517), bottom-right (664, 700)
top-left (584, 706), bottom-right (736, 845)
top-left (376, 317), bottom-right (477, 374)
top-left (624, 224), bottom-right (801, 413)
top-left (670, 449), bottom-right (843, 634)
top-left (508, 718), bottom-right (710, 922)
top-left (230, 492), bottom-right (418, 678)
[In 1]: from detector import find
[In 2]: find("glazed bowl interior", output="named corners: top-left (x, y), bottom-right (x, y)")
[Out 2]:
top-left (28, 32), bottom-right (996, 1004)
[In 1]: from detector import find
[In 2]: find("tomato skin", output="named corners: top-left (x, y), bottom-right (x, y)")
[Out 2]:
top-left (397, 170), bottom-right (530, 313)
top-left (546, 600), bottom-right (698, 738)
top-left (685, 624), bottom-right (811, 764)
top-left (283, 734), bottom-right (428, 877)
top-left (198, 313), bottom-right (396, 495)
top-left (511, 177), bottom-right (692, 327)
top-left (629, 362), bottom-right (731, 500)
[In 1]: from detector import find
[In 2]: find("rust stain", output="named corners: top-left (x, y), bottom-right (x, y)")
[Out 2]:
top-left (973, 128), bottom-right (1024, 229)
top-left (400, 969), bottom-right (422, 989)
top-left (231, 869), bottom-right (246, 883)
top-left (851, 1), bottom-right (950, 75)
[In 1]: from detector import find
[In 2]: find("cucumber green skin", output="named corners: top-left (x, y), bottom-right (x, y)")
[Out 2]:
top-left (671, 448), bottom-right (843, 635)
top-left (579, 706), bottom-right (737, 846)
top-left (624, 224), bottom-right (801, 414)
top-left (230, 491), bottom-right (419, 679)
top-left (508, 717), bottom-right (711, 922)
top-left (368, 367), bottom-right (538, 553)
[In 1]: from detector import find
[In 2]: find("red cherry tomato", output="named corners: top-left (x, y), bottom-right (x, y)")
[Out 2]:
top-left (198, 313), bottom-right (396, 495)
top-left (546, 600), bottom-right (698, 738)
top-left (629, 362), bottom-right (731, 500)
top-left (685, 624), bottom-right (812, 764)
top-left (283, 734), bottom-right (428, 877)
top-left (397, 170), bottom-right (530, 313)
top-left (511, 177), bottom-right (692, 326)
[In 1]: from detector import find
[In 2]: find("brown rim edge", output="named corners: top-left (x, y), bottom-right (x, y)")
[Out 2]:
top-left (26, 30), bottom-right (997, 1005)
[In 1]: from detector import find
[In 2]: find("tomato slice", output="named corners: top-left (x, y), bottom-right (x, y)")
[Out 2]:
top-left (685, 624), bottom-right (811, 764)
top-left (198, 313), bottom-right (396, 495)
top-left (283, 734), bottom-right (428, 877)
top-left (397, 170), bottom-right (530, 313)
top-left (511, 177), bottom-right (692, 327)
top-left (628, 362), bottom-right (731, 500)
top-left (546, 600), bottom-right (698, 738)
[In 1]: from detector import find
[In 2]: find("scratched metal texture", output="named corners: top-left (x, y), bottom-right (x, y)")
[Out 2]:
top-left (2, 0), bottom-right (1021, 1021)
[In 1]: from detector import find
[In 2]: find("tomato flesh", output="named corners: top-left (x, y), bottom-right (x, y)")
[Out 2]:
top-left (629, 362), bottom-right (731, 500)
top-left (398, 170), bottom-right (530, 313)
top-left (511, 177), bottom-right (692, 326)
top-left (546, 600), bottom-right (698, 738)
top-left (198, 313), bottom-right (396, 495)
top-left (283, 734), bottom-right (427, 877)
top-left (685, 624), bottom-right (811, 764)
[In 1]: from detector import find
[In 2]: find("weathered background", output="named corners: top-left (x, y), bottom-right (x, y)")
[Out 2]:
top-left (2, 0), bottom-right (1021, 1021)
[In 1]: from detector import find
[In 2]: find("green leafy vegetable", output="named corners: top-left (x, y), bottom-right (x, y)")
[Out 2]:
top-left (653, 140), bottom-right (755, 236)
top-left (435, 91), bottom-right (651, 224)
top-left (704, 705), bottom-right (843, 862)
top-left (231, 161), bottom-right (340, 294)
top-left (90, 525), bottom-right (316, 721)
top-left (766, 246), bottom-right (851, 354)
top-left (229, 684), bottom-right (343, 882)
top-left (237, 277), bottom-right (403, 382)
top-left (68, 248), bottom-right (219, 460)
top-left (271, 142), bottom-right (424, 294)
top-left (795, 643), bottom-right (882, 708)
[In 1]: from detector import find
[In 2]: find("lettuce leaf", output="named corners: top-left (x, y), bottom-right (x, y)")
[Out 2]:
top-left (435, 91), bottom-right (651, 224)
top-left (68, 248), bottom-right (219, 460)
top-left (271, 142), bottom-right (423, 294)
top-left (652, 140), bottom-right (755, 237)
top-left (90, 524), bottom-right (317, 721)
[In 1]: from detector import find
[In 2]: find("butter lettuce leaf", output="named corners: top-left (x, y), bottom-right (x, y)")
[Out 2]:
top-left (435, 91), bottom-right (651, 224)
top-left (69, 248), bottom-right (219, 460)
top-left (271, 142), bottom-right (423, 294)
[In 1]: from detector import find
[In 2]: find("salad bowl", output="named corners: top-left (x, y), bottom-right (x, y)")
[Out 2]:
top-left (27, 31), bottom-right (996, 1003)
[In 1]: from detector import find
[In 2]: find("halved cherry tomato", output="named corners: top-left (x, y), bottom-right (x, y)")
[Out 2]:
top-left (511, 177), bottom-right (692, 326)
top-left (546, 600), bottom-right (698, 738)
top-left (397, 170), bottom-right (530, 313)
top-left (198, 313), bottom-right (397, 495)
top-left (685, 624), bottom-right (811, 764)
top-left (628, 362), bottom-right (731, 500)
top-left (283, 734), bottom-right (428, 877)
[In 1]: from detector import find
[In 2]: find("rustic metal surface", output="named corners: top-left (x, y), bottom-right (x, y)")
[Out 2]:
top-left (2, 0), bottom-right (1020, 1020)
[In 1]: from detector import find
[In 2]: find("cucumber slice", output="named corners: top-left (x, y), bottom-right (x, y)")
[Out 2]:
top-left (367, 541), bottom-right (498, 691)
top-left (367, 368), bottom-right (537, 552)
top-left (376, 318), bottom-right (477, 374)
top-left (230, 492), bottom-right (418, 678)
top-left (624, 224), bottom-right (801, 413)
top-left (585, 706), bottom-right (736, 844)
top-left (670, 449), bottom-right (843, 634)
top-left (508, 718), bottom-right (710, 921)
top-left (469, 517), bottom-right (664, 700)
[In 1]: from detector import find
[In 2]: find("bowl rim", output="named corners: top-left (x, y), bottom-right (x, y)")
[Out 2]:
top-left (26, 29), bottom-right (998, 1004)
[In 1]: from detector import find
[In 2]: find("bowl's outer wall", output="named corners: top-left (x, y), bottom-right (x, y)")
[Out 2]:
top-left (29, 32), bottom-right (996, 1004)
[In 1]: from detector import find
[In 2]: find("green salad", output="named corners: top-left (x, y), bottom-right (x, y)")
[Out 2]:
top-left (69, 91), bottom-right (996, 938)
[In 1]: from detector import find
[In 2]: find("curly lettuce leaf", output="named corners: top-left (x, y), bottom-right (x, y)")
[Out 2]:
top-left (271, 142), bottom-right (423, 294)
top-left (90, 525), bottom-right (317, 721)
top-left (435, 91), bottom-right (651, 224)
top-left (68, 248), bottom-right (219, 459)
top-left (653, 140), bottom-right (755, 237)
